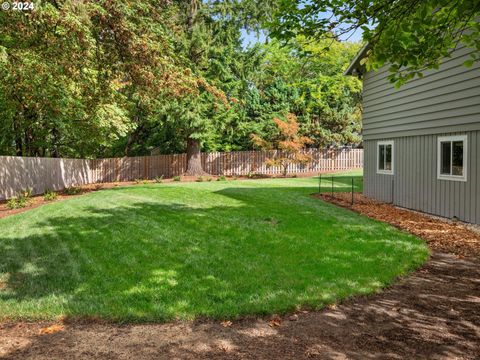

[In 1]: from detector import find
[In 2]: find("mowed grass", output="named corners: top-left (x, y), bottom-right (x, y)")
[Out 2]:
top-left (0, 171), bottom-right (429, 322)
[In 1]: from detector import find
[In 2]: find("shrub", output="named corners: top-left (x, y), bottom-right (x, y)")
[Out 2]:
top-left (64, 186), bottom-right (81, 195)
top-left (43, 190), bottom-right (58, 201)
top-left (207, 177), bottom-right (213, 182)
top-left (173, 176), bottom-right (181, 182)
top-left (196, 176), bottom-right (204, 182)
top-left (19, 188), bottom-right (33, 199)
top-left (142, 180), bottom-right (150, 184)
top-left (17, 197), bottom-right (29, 208)
top-left (6, 189), bottom-right (32, 209)
top-left (6, 198), bottom-right (20, 210)
top-left (134, 178), bottom-right (142, 184)
top-left (154, 175), bottom-right (164, 183)
top-left (217, 175), bottom-right (226, 181)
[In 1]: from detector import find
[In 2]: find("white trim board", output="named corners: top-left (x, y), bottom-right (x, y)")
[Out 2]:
top-left (437, 134), bottom-right (468, 182)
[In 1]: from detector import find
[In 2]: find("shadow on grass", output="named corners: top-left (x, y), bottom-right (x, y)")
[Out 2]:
top-left (0, 185), bottom-right (426, 322)
top-left (2, 253), bottom-right (480, 360)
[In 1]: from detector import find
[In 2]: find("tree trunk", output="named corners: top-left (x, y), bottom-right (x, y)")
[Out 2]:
top-left (185, 137), bottom-right (207, 176)
top-left (187, 0), bottom-right (199, 33)
top-left (13, 117), bottom-right (23, 156)
top-left (51, 125), bottom-right (60, 158)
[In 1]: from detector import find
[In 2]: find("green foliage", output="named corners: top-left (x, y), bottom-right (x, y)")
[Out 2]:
top-left (173, 176), bottom-right (181, 182)
top-left (16, 198), bottom-right (29, 208)
top-left (202, 37), bottom-right (363, 151)
top-left (43, 190), bottom-right (58, 202)
top-left (154, 175), bottom-right (164, 184)
top-left (6, 198), bottom-right (21, 210)
top-left (64, 187), bottom-right (81, 196)
top-left (0, 1), bottom-right (363, 158)
top-left (0, 0), bottom-right (191, 157)
top-left (18, 188), bottom-right (32, 200)
top-left (6, 197), bottom-right (29, 210)
top-left (270, 0), bottom-right (480, 86)
top-left (196, 176), bottom-right (204, 182)
top-left (6, 189), bottom-right (32, 209)
top-left (217, 175), bottom-right (227, 181)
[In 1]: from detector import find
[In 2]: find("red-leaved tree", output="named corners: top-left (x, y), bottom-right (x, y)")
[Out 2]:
top-left (251, 113), bottom-right (313, 176)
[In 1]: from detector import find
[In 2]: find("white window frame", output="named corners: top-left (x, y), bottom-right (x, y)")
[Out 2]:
top-left (377, 140), bottom-right (394, 175)
top-left (437, 135), bottom-right (467, 182)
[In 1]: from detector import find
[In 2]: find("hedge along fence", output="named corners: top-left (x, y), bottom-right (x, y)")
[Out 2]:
top-left (0, 148), bottom-right (363, 200)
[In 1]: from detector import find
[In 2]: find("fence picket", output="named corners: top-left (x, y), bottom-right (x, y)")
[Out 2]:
top-left (0, 149), bottom-right (363, 200)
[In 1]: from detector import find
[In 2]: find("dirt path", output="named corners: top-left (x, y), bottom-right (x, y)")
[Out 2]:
top-left (1, 252), bottom-right (479, 359)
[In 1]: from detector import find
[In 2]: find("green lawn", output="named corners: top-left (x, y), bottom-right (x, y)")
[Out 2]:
top-left (0, 171), bottom-right (428, 322)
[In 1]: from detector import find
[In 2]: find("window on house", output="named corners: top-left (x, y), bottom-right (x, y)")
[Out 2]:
top-left (437, 135), bottom-right (467, 181)
top-left (377, 141), bottom-right (394, 175)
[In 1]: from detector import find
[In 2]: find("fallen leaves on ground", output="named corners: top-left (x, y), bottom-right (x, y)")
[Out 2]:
top-left (39, 324), bottom-right (65, 335)
top-left (269, 316), bottom-right (282, 327)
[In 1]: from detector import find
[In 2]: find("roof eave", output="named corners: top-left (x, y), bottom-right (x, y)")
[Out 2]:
top-left (343, 43), bottom-right (369, 76)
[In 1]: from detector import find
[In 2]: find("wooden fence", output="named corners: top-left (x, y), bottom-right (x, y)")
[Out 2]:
top-left (1, 148), bottom-right (362, 200)
top-left (0, 156), bottom-right (92, 201)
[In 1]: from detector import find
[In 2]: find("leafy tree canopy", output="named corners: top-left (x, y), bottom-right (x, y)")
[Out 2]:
top-left (0, 0), bottom-right (363, 166)
top-left (270, 0), bottom-right (480, 86)
top-left (0, 0), bottom-right (193, 157)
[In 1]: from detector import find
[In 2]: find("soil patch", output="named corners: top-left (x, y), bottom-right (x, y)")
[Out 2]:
top-left (314, 193), bottom-right (480, 258)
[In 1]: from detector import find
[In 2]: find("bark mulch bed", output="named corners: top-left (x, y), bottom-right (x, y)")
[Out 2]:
top-left (315, 192), bottom-right (480, 258)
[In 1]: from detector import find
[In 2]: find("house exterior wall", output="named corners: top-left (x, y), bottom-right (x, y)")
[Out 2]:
top-left (362, 45), bottom-right (480, 140)
top-left (364, 131), bottom-right (480, 224)
top-left (361, 44), bottom-right (480, 224)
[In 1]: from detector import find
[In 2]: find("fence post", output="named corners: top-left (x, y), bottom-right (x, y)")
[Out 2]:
top-left (318, 174), bottom-right (322, 194)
